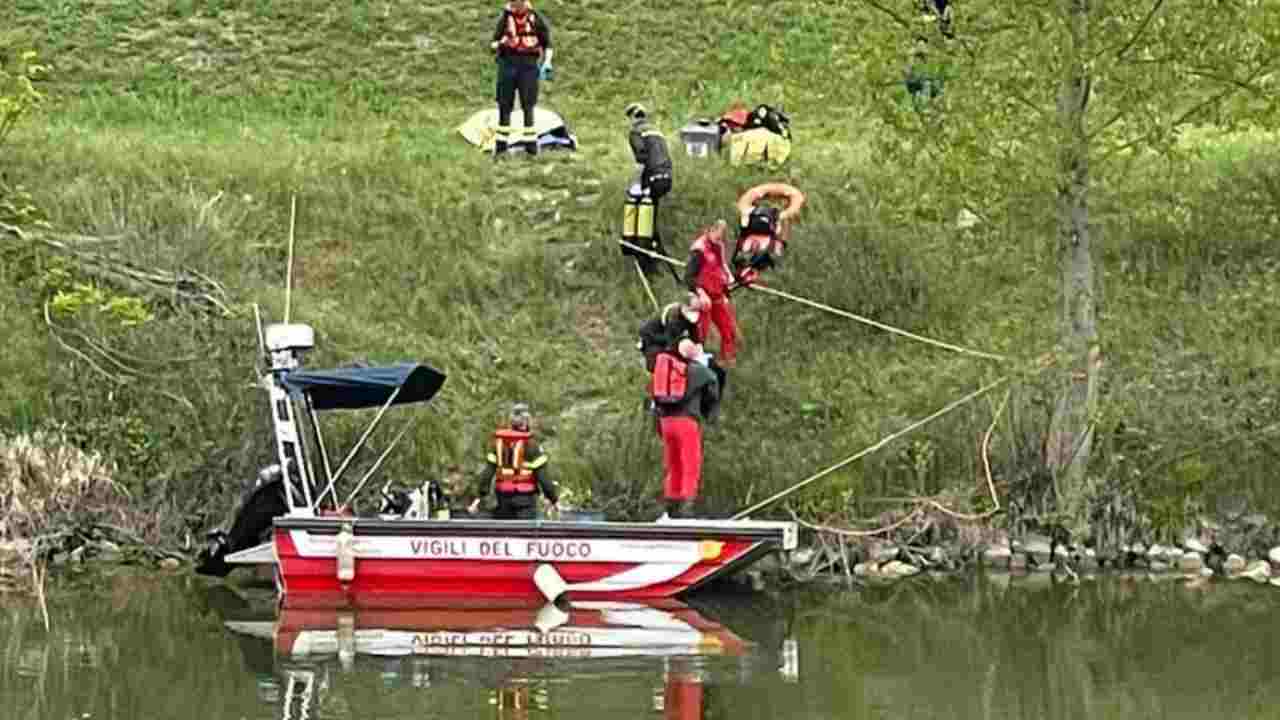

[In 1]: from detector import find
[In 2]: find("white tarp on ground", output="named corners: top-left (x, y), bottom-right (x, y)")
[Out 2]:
top-left (457, 107), bottom-right (577, 152)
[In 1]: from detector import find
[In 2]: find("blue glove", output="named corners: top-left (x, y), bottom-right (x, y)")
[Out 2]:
top-left (539, 63), bottom-right (554, 81)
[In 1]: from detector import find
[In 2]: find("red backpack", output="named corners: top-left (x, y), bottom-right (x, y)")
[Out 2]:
top-left (649, 352), bottom-right (689, 404)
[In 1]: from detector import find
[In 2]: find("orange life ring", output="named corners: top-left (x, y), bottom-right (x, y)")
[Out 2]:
top-left (736, 183), bottom-right (806, 226)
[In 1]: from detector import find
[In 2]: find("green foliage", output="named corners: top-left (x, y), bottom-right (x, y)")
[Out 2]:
top-left (0, 177), bottom-right (48, 229)
top-left (49, 283), bottom-right (154, 327)
top-left (0, 47), bottom-right (44, 146)
top-left (0, 1), bottom-right (1277, 545)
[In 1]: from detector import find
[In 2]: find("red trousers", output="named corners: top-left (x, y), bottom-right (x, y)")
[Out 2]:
top-left (658, 416), bottom-right (702, 501)
top-left (695, 295), bottom-right (738, 364)
top-left (663, 677), bottom-right (703, 720)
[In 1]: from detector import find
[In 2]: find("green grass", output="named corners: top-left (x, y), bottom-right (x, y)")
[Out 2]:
top-left (2, 0), bottom-right (1279, 542)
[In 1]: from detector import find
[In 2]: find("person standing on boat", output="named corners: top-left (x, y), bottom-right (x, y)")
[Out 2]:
top-left (650, 339), bottom-right (720, 519)
top-left (469, 402), bottom-right (559, 519)
top-left (490, 0), bottom-right (553, 158)
top-left (684, 220), bottom-right (740, 367)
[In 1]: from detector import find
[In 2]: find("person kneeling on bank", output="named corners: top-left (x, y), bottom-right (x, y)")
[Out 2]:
top-left (469, 402), bottom-right (559, 519)
top-left (650, 339), bottom-right (721, 520)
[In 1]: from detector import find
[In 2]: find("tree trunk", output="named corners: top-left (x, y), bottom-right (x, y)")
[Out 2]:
top-left (1046, 0), bottom-right (1100, 518)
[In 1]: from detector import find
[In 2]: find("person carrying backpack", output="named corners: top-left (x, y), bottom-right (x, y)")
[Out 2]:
top-left (621, 102), bottom-right (676, 276)
top-left (649, 339), bottom-right (721, 519)
top-left (624, 103), bottom-right (674, 203)
top-left (733, 182), bottom-right (806, 277)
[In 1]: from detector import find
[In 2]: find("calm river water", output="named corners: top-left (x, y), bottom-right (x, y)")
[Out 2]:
top-left (2, 570), bottom-right (1278, 719)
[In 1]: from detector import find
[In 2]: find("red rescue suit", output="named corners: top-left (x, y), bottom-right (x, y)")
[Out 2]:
top-left (659, 416), bottom-right (702, 502)
top-left (650, 352), bottom-right (720, 506)
top-left (661, 658), bottom-right (705, 720)
top-left (685, 225), bottom-right (739, 365)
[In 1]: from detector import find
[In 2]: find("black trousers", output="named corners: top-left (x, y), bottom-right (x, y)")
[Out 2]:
top-left (493, 501), bottom-right (537, 520)
top-left (496, 57), bottom-right (540, 153)
top-left (646, 173), bottom-right (672, 203)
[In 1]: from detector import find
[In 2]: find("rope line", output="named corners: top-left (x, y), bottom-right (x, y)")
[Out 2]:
top-left (731, 375), bottom-right (1010, 519)
top-left (632, 258), bottom-right (660, 312)
top-left (617, 239), bottom-right (1006, 362)
top-left (617, 237), bottom-right (1013, 524)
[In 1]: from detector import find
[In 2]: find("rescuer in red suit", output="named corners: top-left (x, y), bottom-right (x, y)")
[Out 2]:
top-left (683, 220), bottom-right (740, 367)
top-left (649, 339), bottom-right (721, 519)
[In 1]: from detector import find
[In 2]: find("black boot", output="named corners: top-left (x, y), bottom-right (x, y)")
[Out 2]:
top-left (493, 140), bottom-right (509, 161)
top-left (664, 500), bottom-right (695, 519)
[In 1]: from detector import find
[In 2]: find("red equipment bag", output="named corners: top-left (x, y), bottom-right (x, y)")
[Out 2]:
top-left (649, 352), bottom-right (690, 404)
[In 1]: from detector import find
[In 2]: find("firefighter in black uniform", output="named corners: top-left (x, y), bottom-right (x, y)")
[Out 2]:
top-left (625, 103), bottom-right (673, 203)
top-left (490, 0), bottom-right (553, 158)
top-left (469, 402), bottom-right (559, 519)
top-left (623, 102), bottom-right (677, 276)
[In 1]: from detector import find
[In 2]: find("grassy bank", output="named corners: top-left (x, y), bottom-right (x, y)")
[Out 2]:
top-left (2, 1), bottom-right (1279, 548)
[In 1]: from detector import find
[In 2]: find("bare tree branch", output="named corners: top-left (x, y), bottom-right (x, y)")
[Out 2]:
top-left (1099, 86), bottom-right (1237, 163)
top-left (0, 219), bottom-right (27, 240)
top-left (1184, 69), bottom-right (1274, 97)
top-left (859, 0), bottom-right (916, 30)
top-left (1110, 0), bottom-right (1166, 61)
top-left (1098, 57), bottom-right (1277, 164)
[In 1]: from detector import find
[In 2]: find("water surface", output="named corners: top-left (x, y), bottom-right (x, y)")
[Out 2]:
top-left (2, 570), bottom-right (1278, 719)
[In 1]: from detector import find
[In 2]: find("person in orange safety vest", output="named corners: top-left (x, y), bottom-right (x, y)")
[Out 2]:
top-left (489, 0), bottom-right (554, 158)
top-left (469, 402), bottom-right (559, 519)
top-left (683, 220), bottom-right (740, 367)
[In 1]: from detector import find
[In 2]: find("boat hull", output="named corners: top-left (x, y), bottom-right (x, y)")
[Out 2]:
top-left (271, 517), bottom-right (796, 606)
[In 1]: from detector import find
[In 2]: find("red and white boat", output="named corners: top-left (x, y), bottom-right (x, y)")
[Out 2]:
top-left (197, 317), bottom-right (796, 605)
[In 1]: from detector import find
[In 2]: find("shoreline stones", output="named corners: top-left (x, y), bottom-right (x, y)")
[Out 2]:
top-left (765, 535), bottom-right (1280, 591)
top-left (1224, 554), bottom-right (1247, 575)
top-left (983, 543), bottom-right (1012, 570)
top-left (1177, 551), bottom-right (1205, 573)
top-left (1239, 560), bottom-right (1272, 583)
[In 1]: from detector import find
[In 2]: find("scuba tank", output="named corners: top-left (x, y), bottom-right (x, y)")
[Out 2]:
top-left (622, 182), bottom-right (655, 244)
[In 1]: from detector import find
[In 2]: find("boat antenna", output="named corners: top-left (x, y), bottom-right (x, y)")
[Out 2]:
top-left (284, 193), bottom-right (298, 324)
top-left (253, 302), bottom-right (268, 372)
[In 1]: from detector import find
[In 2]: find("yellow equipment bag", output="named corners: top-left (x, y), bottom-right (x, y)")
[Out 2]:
top-left (729, 128), bottom-right (792, 168)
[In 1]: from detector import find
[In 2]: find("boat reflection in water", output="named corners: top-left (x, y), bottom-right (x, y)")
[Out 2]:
top-left (223, 597), bottom-right (798, 720)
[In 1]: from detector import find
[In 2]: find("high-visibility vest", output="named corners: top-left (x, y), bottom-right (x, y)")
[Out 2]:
top-left (489, 428), bottom-right (546, 495)
top-left (499, 9), bottom-right (543, 54)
